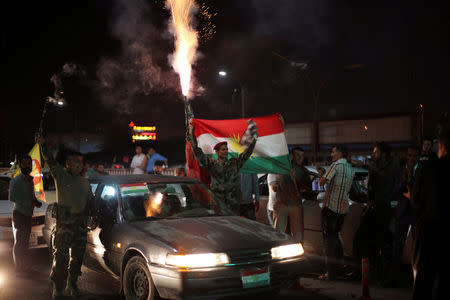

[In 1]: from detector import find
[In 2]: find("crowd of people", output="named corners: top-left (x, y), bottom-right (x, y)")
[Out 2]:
top-left (7, 121), bottom-right (449, 299)
top-left (186, 115), bottom-right (449, 299)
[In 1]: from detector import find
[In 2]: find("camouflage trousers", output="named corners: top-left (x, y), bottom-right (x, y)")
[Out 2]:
top-left (50, 219), bottom-right (87, 287)
top-left (215, 192), bottom-right (241, 215)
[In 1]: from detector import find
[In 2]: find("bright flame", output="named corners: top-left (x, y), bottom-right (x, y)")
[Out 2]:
top-left (144, 192), bottom-right (163, 217)
top-left (167, 0), bottom-right (198, 97)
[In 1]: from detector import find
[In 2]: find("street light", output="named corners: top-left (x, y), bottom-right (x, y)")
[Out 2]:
top-left (218, 70), bottom-right (246, 118)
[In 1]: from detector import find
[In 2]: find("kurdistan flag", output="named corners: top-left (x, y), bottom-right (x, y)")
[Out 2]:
top-left (120, 183), bottom-right (149, 196)
top-left (191, 113), bottom-right (291, 174)
top-left (13, 143), bottom-right (46, 201)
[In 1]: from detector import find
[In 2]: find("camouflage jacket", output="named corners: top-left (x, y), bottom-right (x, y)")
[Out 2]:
top-left (40, 143), bottom-right (95, 218)
top-left (187, 130), bottom-right (256, 208)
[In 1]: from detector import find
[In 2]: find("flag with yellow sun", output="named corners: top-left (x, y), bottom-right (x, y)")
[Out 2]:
top-left (191, 113), bottom-right (291, 174)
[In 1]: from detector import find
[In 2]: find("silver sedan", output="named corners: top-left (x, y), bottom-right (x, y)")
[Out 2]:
top-left (43, 174), bottom-right (306, 300)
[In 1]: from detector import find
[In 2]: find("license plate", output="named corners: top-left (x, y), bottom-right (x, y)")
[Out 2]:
top-left (241, 267), bottom-right (270, 288)
top-left (29, 232), bottom-right (38, 247)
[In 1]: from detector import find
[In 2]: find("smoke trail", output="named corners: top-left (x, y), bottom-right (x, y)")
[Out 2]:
top-left (50, 62), bottom-right (86, 100)
top-left (95, 0), bottom-right (181, 116)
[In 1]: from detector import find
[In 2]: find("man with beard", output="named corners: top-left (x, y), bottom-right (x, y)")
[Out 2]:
top-left (37, 137), bottom-right (96, 299)
top-left (9, 155), bottom-right (42, 274)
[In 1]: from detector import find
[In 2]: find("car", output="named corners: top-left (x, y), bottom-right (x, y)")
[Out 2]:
top-left (43, 174), bottom-right (306, 299)
top-left (301, 166), bottom-right (369, 257)
top-left (257, 166), bottom-right (371, 257)
top-left (0, 174), bottom-right (48, 248)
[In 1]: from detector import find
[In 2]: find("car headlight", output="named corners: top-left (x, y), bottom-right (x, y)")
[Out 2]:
top-left (271, 243), bottom-right (304, 260)
top-left (166, 253), bottom-right (229, 268)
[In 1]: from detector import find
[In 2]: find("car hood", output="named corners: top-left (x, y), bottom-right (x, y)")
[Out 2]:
top-left (129, 216), bottom-right (292, 253)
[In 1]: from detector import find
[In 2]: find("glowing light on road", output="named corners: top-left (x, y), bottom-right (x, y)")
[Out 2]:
top-left (218, 70), bottom-right (227, 77)
top-left (167, 0), bottom-right (198, 97)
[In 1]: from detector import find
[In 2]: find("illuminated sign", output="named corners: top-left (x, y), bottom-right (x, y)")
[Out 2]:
top-left (133, 126), bottom-right (156, 132)
top-left (130, 124), bottom-right (157, 142)
top-left (132, 134), bottom-right (157, 141)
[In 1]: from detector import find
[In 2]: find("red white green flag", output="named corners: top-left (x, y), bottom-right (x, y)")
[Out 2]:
top-left (190, 113), bottom-right (291, 175)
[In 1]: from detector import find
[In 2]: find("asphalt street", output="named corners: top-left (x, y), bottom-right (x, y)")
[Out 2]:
top-left (0, 240), bottom-right (412, 300)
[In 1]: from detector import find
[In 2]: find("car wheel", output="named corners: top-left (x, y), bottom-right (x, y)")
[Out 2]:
top-left (123, 256), bottom-right (157, 300)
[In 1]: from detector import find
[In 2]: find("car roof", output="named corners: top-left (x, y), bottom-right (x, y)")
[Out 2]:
top-left (88, 174), bottom-right (200, 185)
top-left (305, 165), bottom-right (368, 175)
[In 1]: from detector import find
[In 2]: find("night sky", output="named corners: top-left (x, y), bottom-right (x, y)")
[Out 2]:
top-left (1, 0), bottom-right (448, 156)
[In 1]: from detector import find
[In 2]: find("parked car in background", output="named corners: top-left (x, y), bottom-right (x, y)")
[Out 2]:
top-left (0, 174), bottom-right (48, 248)
top-left (44, 174), bottom-right (307, 299)
top-left (258, 166), bottom-right (371, 258)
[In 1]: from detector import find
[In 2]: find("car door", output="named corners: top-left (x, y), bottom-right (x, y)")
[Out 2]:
top-left (86, 183), bottom-right (120, 277)
top-left (0, 176), bottom-right (13, 241)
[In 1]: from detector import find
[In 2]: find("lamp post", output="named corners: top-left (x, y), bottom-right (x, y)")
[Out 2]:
top-left (303, 64), bottom-right (363, 164)
top-left (218, 70), bottom-right (246, 118)
top-left (273, 52), bottom-right (363, 164)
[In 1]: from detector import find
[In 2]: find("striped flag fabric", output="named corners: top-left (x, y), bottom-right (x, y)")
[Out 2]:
top-left (119, 183), bottom-right (149, 196)
top-left (14, 143), bottom-right (46, 201)
top-left (190, 113), bottom-right (291, 174)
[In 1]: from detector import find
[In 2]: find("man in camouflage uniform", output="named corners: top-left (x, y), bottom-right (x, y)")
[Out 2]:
top-left (187, 118), bottom-right (257, 214)
top-left (38, 138), bottom-right (96, 299)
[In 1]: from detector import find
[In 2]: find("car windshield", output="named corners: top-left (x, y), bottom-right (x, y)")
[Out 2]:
top-left (120, 181), bottom-right (235, 222)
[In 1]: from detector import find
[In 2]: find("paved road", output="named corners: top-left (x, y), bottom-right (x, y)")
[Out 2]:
top-left (0, 240), bottom-right (412, 300)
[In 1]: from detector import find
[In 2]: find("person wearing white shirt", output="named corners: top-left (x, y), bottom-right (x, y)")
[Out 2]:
top-left (267, 173), bottom-right (279, 227)
top-left (130, 146), bottom-right (147, 174)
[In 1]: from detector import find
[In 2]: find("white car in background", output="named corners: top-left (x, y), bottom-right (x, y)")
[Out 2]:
top-left (0, 174), bottom-right (48, 248)
top-left (258, 166), bottom-right (371, 258)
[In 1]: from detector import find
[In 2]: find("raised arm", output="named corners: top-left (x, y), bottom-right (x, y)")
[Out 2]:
top-left (37, 138), bottom-right (65, 181)
top-left (237, 138), bottom-right (257, 169)
top-left (186, 121), bottom-right (211, 168)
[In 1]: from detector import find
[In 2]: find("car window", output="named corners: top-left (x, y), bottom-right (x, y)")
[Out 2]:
top-left (0, 177), bottom-right (10, 200)
top-left (120, 182), bottom-right (235, 222)
top-left (90, 183), bottom-right (99, 195)
top-left (98, 184), bottom-right (119, 222)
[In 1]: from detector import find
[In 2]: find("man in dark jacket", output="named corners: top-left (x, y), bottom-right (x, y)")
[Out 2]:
top-left (411, 130), bottom-right (449, 299)
top-left (352, 142), bottom-right (395, 281)
top-left (385, 144), bottom-right (419, 286)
